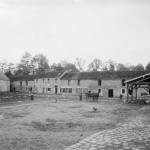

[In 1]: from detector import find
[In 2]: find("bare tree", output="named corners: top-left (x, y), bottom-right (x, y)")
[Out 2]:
top-left (102, 60), bottom-right (117, 71)
top-left (88, 58), bottom-right (102, 71)
top-left (75, 57), bottom-right (86, 72)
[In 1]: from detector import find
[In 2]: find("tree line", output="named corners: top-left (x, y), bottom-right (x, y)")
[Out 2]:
top-left (1, 52), bottom-right (150, 77)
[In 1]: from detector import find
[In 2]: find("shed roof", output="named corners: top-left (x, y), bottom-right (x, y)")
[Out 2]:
top-left (60, 71), bottom-right (150, 80)
top-left (0, 71), bottom-right (10, 81)
top-left (125, 72), bottom-right (150, 84)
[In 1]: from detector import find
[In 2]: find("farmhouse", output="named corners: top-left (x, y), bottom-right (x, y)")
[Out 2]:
top-left (10, 70), bottom-right (150, 98)
top-left (60, 71), bottom-right (150, 98)
top-left (10, 71), bottom-right (66, 94)
top-left (0, 71), bottom-right (10, 92)
top-left (10, 74), bottom-right (36, 93)
top-left (33, 71), bottom-right (66, 94)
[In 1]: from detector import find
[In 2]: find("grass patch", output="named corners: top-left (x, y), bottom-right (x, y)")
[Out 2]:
top-left (24, 121), bottom-right (55, 131)
top-left (4, 112), bottom-right (29, 119)
top-left (66, 122), bottom-right (81, 128)
top-left (83, 111), bottom-right (102, 118)
top-left (67, 105), bottom-right (82, 108)
top-left (23, 120), bottom-right (82, 132)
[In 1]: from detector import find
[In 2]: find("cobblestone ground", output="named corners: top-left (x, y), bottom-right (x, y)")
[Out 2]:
top-left (64, 121), bottom-right (150, 150)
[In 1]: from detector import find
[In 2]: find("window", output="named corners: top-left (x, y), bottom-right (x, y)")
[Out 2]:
top-left (20, 81), bottom-right (22, 86)
top-left (48, 79), bottom-right (50, 83)
top-left (98, 89), bottom-right (102, 93)
top-left (122, 79), bottom-right (125, 86)
top-left (122, 89), bottom-right (125, 94)
top-left (26, 81), bottom-right (28, 86)
top-left (47, 88), bottom-right (51, 92)
top-left (55, 79), bottom-right (57, 84)
top-left (68, 80), bottom-right (70, 86)
top-left (60, 88), bottom-right (72, 93)
top-left (78, 80), bottom-right (80, 86)
top-left (98, 79), bottom-right (101, 86)
top-left (76, 88), bottom-right (82, 93)
top-left (69, 88), bottom-right (72, 93)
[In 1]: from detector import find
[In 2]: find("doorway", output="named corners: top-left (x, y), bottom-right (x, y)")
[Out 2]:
top-left (55, 86), bottom-right (58, 94)
top-left (108, 89), bottom-right (113, 97)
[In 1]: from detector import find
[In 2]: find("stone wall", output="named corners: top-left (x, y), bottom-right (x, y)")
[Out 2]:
top-left (60, 79), bottom-right (127, 98)
top-left (12, 80), bottom-right (35, 93)
top-left (0, 80), bottom-right (10, 92)
top-left (34, 78), bottom-right (59, 94)
top-left (11, 78), bottom-right (148, 98)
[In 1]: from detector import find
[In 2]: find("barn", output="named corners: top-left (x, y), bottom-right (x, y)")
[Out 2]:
top-left (60, 71), bottom-right (150, 98)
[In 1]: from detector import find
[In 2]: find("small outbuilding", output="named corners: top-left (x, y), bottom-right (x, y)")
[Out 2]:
top-left (0, 71), bottom-right (10, 92)
top-left (125, 73), bottom-right (150, 102)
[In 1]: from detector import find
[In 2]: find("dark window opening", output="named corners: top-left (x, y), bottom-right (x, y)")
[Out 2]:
top-left (29, 87), bottom-right (32, 92)
top-left (47, 88), bottom-right (51, 92)
top-left (98, 89), bottom-right (101, 93)
top-left (98, 79), bottom-right (101, 86)
top-left (122, 79), bottom-right (125, 86)
top-left (78, 80), bottom-right (80, 86)
top-left (20, 81), bottom-right (22, 86)
top-left (68, 80), bottom-right (70, 86)
top-left (26, 81), bottom-right (28, 86)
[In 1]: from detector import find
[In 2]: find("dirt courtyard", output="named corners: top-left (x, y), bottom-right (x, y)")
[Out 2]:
top-left (0, 97), bottom-right (150, 150)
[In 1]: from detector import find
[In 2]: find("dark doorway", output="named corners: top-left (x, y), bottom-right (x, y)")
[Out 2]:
top-left (55, 86), bottom-right (58, 94)
top-left (108, 89), bottom-right (113, 97)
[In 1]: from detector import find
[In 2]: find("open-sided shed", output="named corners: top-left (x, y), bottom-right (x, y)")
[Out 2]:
top-left (125, 73), bottom-right (150, 102)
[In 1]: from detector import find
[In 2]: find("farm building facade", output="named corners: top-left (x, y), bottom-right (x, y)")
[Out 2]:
top-left (0, 71), bottom-right (10, 92)
top-left (10, 71), bottom-right (150, 98)
top-left (10, 72), bottom-right (66, 94)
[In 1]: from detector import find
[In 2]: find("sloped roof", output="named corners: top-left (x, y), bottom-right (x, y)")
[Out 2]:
top-left (37, 71), bottom-right (64, 79)
top-left (10, 71), bottom-right (64, 81)
top-left (125, 72), bottom-right (150, 84)
top-left (60, 71), bottom-right (150, 80)
top-left (0, 71), bottom-right (10, 81)
top-left (10, 75), bottom-right (37, 81)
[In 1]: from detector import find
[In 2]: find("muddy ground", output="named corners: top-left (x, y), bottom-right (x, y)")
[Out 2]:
top-left (0, 97), bottom-right (150, 150)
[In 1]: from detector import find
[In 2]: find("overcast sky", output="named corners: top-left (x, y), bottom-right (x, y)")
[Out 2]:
top-left (0, 0), bottom-right (150, 67)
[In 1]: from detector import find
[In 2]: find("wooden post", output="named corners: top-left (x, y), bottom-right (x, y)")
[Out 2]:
top-left (135, 85), bottom-right (137, 102)
top-left (131, 85), bottom-right (133, 101)
top-left (127, 83), bottom-right (129, 102)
